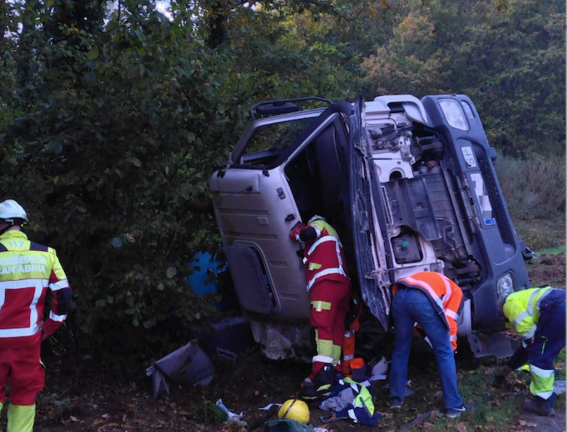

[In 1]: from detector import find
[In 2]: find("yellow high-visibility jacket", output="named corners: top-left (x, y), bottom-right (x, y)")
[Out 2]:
top-left (503, 287), bottom-right (553, 340)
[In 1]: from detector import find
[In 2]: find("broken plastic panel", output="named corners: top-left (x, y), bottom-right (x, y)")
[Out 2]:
top-left (146, 340), bottom-right (214, 399)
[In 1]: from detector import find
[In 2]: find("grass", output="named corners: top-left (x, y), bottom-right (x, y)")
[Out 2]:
top-left (515, 218), bottom-right (565, 252)
top-left (373, 346), bottom-right (566, 432)
top-left (537, 244), bottom-right (566, 256)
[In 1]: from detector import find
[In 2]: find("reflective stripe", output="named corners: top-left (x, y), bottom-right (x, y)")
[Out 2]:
top-left (313, 355), bottom-right (334, 364)
top-left (49, 311), bottom-right (67, 322)
top-left (311, 301), bottom-right (332, 312)
top-left (307, 236), bottom-right (339, 256)
top-left (335, 239), bottom-right (344, 274)
top-left (523, 326), bottom-right (536, 339)
top-left (29, 286), bottom-right (43, 329)
top-left (0, 279), bottom-right (48, 338)
top-left (0, 325), bottom-right (42, 338)
top-left (513, 311), bottom-right (530, 328)
top-left (404, 276), bottom-right (445, 310)
top-left (527, 288), bottom-right (551, 317)
top-left (530, 364), bottom-right (555, 378)
top-left (50, 279), bottom-right (69, 291)
top-left (442, 276), bottom-right (452, 303)
top-left (446, 309), bottom-right (459, 321)
top-left (0, 287), bottom-right (4, 316)
top-left (343, 354), bottom-right (354, 360)
top-left (533, 390), bottom-right (554, 399)
top-left (347, 409), bottom-right (357, 422)
top-left (535, 288), bottom-right (552, 313)
top-left (450, 335), bottom-right (457, 341)
top-left (0, 279), bottom-right (49, 289)
top-left (307, 267), bottom-right (347, 291)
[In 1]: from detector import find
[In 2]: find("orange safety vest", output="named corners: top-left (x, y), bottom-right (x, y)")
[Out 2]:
top-left (392, 272), bottom-right (463, 350)
top-left (302, 220), bottom-right (349, 292)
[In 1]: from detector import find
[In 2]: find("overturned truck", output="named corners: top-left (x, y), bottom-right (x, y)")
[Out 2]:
top-left (208, 95), bottom-right (531, 361)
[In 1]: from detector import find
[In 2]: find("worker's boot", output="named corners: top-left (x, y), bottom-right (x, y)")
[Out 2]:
top-left (300, 363), bottom-right (337, 402)
top-left (7, 404), bottom-right (36, 432)
top-left (522, 396), bottom-right (555, 417)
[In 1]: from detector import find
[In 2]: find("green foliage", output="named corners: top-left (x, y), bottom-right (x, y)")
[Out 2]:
top-left (0, 0), bottom-right (564, 364)
top-left (495, 151), bottom-right (566, 221)
top-left (189, 400), bottom-right (227, 425)
top-left (361, 0), bottom-right (565, 158)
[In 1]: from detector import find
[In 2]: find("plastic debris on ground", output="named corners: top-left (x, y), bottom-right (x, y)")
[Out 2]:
top-left (216, 398), bottom-right (245, 424)
top-left (146, 340), bottom-right (214, 399)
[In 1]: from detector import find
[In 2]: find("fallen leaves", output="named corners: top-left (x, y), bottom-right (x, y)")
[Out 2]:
top-left (456, 422), bottom-right (468, 432)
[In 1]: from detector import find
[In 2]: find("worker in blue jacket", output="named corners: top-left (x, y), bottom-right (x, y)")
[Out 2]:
top-left (501, 286), bottom-right (565, 416)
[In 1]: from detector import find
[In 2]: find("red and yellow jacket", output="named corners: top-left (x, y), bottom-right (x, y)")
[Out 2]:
top-left (392, 271), bottom-right (463, 350)
top-left (0, 230), bottom-right (72, 348)
top-left (292, 219), bottom-right (350, 292)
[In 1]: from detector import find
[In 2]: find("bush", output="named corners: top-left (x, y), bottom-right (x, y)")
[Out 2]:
top-left (495, 151), bottom-right (566, 222)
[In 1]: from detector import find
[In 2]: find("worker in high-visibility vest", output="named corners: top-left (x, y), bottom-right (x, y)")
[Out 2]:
top-left (0, 200), bottom-right (72, 432)
top-left (500, 286), bottom-right (565, 416)
top-left (289, 215), bottom-right (351, 400)
top-left (389, 271), bottom-right (466, 419)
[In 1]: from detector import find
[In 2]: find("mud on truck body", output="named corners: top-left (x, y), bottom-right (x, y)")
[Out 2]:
top-left (208, 95), bottom-right (531, 361)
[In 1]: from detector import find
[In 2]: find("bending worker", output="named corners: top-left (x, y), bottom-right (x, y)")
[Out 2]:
top-left (289, 215), bottom-right (351, 401)
top-left (389, 271), bottom-right (467, 419)
top-left (0, 199), bottom-right (72, 432)
top-left (501, 286), bottom-right (566, 416)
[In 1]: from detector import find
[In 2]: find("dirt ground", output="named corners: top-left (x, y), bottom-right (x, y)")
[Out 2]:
top-left (2, 253), bottom-right (564, 432)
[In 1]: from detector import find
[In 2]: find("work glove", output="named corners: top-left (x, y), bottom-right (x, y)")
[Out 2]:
top-left (521, 337), bottom-right (535, 348)
top-left (289, 221), bottom-right (305, 242)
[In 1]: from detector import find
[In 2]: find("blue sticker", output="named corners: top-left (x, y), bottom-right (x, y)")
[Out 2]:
top-left (485, 219), bottom-right (496, 225)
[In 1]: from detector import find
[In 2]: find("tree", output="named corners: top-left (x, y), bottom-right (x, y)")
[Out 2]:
top-left (360, 0), bottom-right (565, 157)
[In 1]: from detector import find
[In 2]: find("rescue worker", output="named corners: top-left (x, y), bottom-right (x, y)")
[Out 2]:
top-left (289, 215), bottom-right (351, 400)
top-left (0, 199), bottom-right (72, 432)
top-left (389, 271), bottom-right (466, 418)
top-left (500, 286), bottom-right (566, 416)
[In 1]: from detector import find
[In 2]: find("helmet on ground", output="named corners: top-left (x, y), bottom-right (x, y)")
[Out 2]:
top-left (277, 399), bottom-right (310, 424)
top-left (0, 200), bottom-right (28, 223)
top-left (308, 215), bottom-right (325, 224)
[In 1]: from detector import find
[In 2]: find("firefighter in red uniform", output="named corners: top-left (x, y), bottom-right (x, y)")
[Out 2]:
top-left (0, 199), bottom-right (72, 432)
top-left (289, 215), bottom-right (351, 400)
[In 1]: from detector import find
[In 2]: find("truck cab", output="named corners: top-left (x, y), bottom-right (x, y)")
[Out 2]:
top-left (208, 95), bottom-right (530, 361)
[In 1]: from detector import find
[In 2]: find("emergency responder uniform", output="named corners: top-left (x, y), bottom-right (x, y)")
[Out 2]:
top-left (0, 199), bottom-right (72, 432)
top-left (389, 271), bottom-right (466, 418)
top-left (503, 286), bottom-right (566, 416)
top-left (289, 215), bottom-right (351, 400)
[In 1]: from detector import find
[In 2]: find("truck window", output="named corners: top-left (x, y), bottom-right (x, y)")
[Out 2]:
top-left (240, 118), bottom-right (314, 167)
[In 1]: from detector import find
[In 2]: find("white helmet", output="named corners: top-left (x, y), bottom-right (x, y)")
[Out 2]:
top-left (0, 200), bottom-right (28, 223)
top-left (308, 214), bottom-right (326, 224)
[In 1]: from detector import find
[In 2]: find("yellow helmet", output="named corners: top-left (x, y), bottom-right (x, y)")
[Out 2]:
top-left (277, 399), bottom-right (310, 424)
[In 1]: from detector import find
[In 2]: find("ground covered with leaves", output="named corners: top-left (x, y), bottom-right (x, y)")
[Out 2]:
top-left (1, 253), bottom-right (564, 432)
